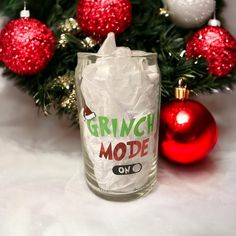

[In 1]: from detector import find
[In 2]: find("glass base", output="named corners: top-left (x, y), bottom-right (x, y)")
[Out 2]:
top-left (86, 172), bottom-right (157, 202)
top-left (83, 144), bottom-right (158, 201)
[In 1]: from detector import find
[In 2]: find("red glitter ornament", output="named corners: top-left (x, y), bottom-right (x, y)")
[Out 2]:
top-left (0, 18), bottom-right (55, 76)
top-left (159, 82), bottom-right (218, 164)
top-left (186, 25), bottom-right (236, 77)
top-left (77, 0), bottom-right (132, 40)
top-left (0, 31), bottom-right (3, 61)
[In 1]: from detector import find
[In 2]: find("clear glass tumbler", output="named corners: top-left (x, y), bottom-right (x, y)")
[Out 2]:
top-left (75, 51), bottom-right (161, 201)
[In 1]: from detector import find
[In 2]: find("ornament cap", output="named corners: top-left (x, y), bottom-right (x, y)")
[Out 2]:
top-left (20, 9), bottom-right (30, 18)
top-left (20, 2), bottom-right (30, 18)
top-left (208, 18), bottom-right (221, 27)
top-left (175, 79), bottom-right (190, 100)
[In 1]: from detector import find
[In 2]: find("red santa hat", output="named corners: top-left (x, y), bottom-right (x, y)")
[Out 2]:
top-left (83, 105), bottom-right (96, 120)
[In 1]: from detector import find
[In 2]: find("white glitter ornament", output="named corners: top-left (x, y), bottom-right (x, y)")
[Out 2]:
top-left (162, 0), bottom-right (215, 28)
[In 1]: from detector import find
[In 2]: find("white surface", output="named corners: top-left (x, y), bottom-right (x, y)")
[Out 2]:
top-left (1, 1), bottom-right (236, 235)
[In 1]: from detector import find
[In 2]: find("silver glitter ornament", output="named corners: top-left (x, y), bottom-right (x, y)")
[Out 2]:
top-left (162, 0), bottom-right (215, 28)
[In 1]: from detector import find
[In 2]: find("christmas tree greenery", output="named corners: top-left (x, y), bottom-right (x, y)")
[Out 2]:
top-left (0, 0), bottom-right (235, 123)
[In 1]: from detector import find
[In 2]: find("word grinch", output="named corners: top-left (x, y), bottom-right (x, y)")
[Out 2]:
top-left (86, 113), bottom-right (155, 161)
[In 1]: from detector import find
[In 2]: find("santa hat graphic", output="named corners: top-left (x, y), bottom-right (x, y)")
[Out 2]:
top-left (83, 105), bottom-right (96, 120)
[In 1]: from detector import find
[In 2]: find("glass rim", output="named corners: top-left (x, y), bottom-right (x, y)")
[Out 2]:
top-left (77, 50), bottom-right (157, 58)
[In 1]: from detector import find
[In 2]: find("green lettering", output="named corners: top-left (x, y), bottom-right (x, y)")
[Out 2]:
top-left (134, 116), bottom-right (146, 137)
top-left (87, 119), bottom-right (99, 137)
top-left (99, 116), bottom-right (111, 136)
top-left (112, 118), bottom-right (118, 137)
top-left (147, 113), bottom-right (155, 134)
top-left (120, 118), bottom-right (135, 137)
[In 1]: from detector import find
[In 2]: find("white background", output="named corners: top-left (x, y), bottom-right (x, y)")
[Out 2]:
top-left (1, 1), bottom-right (236, 235)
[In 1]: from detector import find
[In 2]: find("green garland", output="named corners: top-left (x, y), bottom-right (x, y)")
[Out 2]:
top-left (0, 0), bottom-right (235, 123)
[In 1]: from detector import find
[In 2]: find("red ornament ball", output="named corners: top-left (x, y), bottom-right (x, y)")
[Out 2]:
top-left (77, 0), bottom-right (132, 40)
top-left (186, 26), bottom-right (236, 77)
top-left (0, 18), bottom-right (55, 76)
top-left (0, 31), bottom-right (2, 61)
top-left (159, 99), bottom-right (218, 164)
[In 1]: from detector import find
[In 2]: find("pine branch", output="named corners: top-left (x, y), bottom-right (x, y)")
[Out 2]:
top-left (0, 0), bottom-right (235, 124)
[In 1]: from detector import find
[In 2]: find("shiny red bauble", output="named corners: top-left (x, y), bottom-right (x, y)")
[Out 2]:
top-left (186, 26), bottom-right (236, 77)
top-left (0, 18), bottom-right (55, 76)
top-left (159, 99), bottom-right (218, 164)
top-left (77, 0), bottom-right (132, 40)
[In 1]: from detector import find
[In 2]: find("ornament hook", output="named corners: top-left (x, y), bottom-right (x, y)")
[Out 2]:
top-left (178, 78), bottom-right (187, 88)
top-left (208, 1), bottom-right (221, 27)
